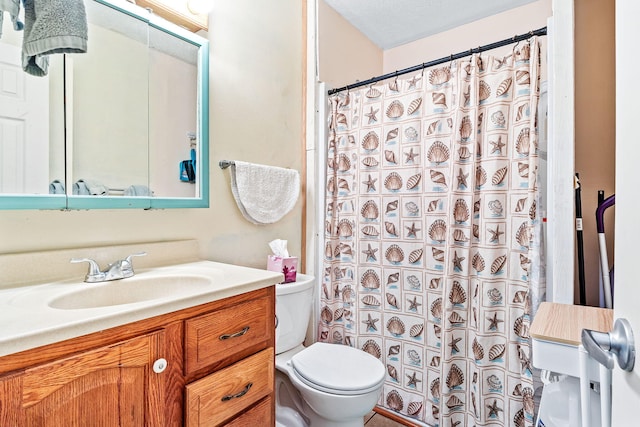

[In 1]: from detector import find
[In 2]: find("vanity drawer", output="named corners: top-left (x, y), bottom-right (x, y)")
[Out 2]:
top-left (185, 347), bottom-right (274, 427)
top-left (225, 396), bottom-right (273, 426)
top-left (184, 293), bottom-right (273, 375)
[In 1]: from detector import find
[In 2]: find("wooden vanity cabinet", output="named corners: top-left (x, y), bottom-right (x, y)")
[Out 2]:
top-left (0, 330), bottom-right (171, 426)
top-left (184, 290), bottom-right (275, 426)
top-left (0, 286), bottom-right (275, 427)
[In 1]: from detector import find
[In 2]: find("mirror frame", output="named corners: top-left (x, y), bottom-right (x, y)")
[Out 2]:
top-left (0, 0), bottom-right (209, 210)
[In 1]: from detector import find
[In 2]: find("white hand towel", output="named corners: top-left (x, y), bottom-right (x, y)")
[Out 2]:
top-left (73, 179), bottom-right (108, 196)
top-left (124, 185), bottom-right (152, 197)
top-left (230, 161), bottom-right (300, 225)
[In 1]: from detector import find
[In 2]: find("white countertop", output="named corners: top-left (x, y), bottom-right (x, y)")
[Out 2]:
top-left (0, 261), bottom-right (283, 357)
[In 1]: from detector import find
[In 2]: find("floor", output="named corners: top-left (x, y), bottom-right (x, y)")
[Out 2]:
top-left (364, 411), bottom-right (407, 426)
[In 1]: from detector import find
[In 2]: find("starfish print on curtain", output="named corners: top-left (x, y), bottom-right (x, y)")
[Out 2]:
top-left (320, 38), bottom-right (542, 427)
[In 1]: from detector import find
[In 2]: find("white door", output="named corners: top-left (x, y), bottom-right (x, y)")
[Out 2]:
top-left (0, 42), bottom-right (49, 194)
top-left (611, 0), bottom-right (640, 424)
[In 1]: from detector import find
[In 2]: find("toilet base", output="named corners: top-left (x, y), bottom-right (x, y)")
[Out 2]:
top-left (304, 410), bottom-right (365, 427)
top-left (276, 406), bottom-right (309, 427)
top-left (275, 359), bottom-right (373, 427)
top-left (276, 369), bottom-right (310, 427)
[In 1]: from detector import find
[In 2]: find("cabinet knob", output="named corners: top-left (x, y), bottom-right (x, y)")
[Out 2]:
top-left (153, 358), bottom-right (168, 374)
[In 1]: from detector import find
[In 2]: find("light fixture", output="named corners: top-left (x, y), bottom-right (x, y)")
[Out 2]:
top-left (186, 0), bottom-right (214, 15)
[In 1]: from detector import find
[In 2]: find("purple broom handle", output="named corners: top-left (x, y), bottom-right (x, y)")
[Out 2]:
top-left (596, 194), bottom-right (615, 234)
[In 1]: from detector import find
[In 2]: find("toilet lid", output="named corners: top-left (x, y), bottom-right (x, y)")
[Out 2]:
top-left (290, 342), bottom-right (385, 395)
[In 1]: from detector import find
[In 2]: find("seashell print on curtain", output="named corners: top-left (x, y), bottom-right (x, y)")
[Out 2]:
top-left (320, 38), bottom-right (542, 427)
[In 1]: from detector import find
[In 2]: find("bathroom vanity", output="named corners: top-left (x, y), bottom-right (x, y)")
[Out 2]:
top-left (0, 258), bottom-right (281, 426)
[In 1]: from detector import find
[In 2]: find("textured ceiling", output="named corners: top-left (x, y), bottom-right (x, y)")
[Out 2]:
top-left (323, 0), bottom-right (537, 50)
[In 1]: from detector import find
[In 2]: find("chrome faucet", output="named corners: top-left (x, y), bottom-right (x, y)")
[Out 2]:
top-left (71, 252), bottom-right (147, 283)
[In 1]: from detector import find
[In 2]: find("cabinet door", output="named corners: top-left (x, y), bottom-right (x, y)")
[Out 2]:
top-left (0, 330), bottom-right (168, 426)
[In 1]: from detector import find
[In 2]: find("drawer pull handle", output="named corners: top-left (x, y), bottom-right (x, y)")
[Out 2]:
top-left (221, 382), bottom-right (253, 401)
top-left (219, 326), bottom-right (250, 340)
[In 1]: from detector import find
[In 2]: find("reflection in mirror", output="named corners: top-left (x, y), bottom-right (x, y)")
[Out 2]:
top-left (0, 0), bottom-right (209, 209)
top-left (0, 25), bottom-right (65, 196)
top-left (70, 0), bottom-right (150, 197)
top-left (148, 24), bottom-right (199, 198)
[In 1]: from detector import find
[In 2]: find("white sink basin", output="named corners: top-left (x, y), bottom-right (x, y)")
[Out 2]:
top-left (7, 263), bottom-right (226, 312)
top-left (48, 275), bottom-right (213, 310)
top-left (0, 260), bottom-right (284, 358)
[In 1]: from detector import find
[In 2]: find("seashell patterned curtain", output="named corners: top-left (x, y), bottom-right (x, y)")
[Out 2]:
top-left (319, 37), bottom-right (542, 427)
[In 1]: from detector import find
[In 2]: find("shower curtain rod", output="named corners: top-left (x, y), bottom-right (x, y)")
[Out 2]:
top-left (327, 26), bottom-right (547, 95)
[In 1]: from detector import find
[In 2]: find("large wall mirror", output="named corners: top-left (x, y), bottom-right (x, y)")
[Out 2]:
top-left (0, 0), bottom-right (209, 210)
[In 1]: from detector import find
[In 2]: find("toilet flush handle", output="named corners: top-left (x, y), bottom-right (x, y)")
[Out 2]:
top-left (582, 318), bottom-right (635, 371)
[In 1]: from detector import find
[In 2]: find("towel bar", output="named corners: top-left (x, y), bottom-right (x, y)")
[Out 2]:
top-left (219, 160), bottom-right (235, 169)
top-left (108, 188), bottom-right (125, 196)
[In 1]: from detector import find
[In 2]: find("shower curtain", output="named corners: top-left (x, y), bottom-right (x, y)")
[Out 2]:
top-left (319, 38), bottom-right (542, 427)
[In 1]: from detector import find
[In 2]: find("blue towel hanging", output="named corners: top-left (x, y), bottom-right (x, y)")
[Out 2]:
top-left (179, 148), bottom-right (196, 183)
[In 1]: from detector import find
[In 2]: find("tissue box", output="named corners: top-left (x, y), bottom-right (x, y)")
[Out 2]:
top-left (267, 255), bottom-right (298, 283)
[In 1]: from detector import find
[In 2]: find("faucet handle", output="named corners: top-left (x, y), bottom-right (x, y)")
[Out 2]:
top-left (120, 252), bottom-right (147, 276)
top-left (124, 252), bottom-right (147, 263)
top-left (70, 258), bottom-right (103, 282)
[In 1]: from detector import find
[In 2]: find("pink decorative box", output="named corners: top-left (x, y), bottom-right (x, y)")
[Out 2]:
top-left (267, 255), bottom-right (298, 283)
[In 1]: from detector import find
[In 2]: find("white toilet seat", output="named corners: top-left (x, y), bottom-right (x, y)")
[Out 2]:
top-left (290, 342), bottom-right (385, 396)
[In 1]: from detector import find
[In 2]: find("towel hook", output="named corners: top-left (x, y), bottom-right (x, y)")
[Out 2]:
top-left (187, 131), bottom-right (197, 148)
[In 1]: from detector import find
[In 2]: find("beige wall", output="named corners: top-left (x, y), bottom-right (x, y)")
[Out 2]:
top-left (383, 0), bottom-right (551, 78)
top-left (0, 0), bottom-right (304, 272)
top-left (319, 0), bottom-right (551, 89)
top-left (317, 0), bottom-right (382, 89)
top-left (574, 0), bottom-right (615, 306)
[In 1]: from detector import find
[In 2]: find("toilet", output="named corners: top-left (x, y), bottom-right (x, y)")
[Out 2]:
top-left (275, 274), bottom-right (385, 427)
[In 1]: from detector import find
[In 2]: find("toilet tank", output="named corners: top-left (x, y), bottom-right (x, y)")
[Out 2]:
top-left (275, 273), bottom-right (315, 354)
